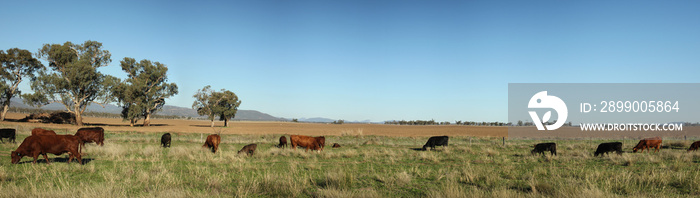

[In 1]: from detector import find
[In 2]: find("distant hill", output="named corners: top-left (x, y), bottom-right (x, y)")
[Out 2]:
top-left (298, 117), bottom-right (336, 123)
top-left (9, 98), bottom-right (287, 121)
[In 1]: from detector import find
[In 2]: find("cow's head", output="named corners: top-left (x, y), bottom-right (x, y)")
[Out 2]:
top-left (10, 151), bottom-right (22, 164)
top-left (632, 147), bottom-right (639, 153)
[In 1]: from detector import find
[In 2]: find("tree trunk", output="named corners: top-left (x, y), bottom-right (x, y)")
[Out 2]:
top-left (224, 118), bottom-right (228, 127)
top-left (130, 118), bottom-right (135, 127)
top-left (211, 119), bottom-right (215, 127)
top-left (75, 111), bottom-right (83, 126)
top-left (144, 113), bottom-right (151, 126)
top-left (0, 101), bottom-right (9, 121)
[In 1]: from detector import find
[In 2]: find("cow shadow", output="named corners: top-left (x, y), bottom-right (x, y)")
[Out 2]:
top-left (409, 147), bottom-right (448, 152)
top-left (16, 157), bottom-right (94, 165)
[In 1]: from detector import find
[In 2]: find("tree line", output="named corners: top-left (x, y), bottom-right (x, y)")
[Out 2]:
top-left (0, 40), bottom-right (241, 126)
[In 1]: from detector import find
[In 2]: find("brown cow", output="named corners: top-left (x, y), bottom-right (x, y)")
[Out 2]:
top-left (75, 127), bottom-right (105, 153)
top-left (238, 144), bottom-right (257, 156)
top-left (315, 136), bottom-right (326, 150)
top-left (688, 141), bottom-right (700, 152)
top-left (633, 137), bottom-right (662, 153)
top-left (11, 135), bottom-right (82, 164)
top-left (290, 135), bottom-right (321, 151)
top-left (31, 128), bottom-right (57, 136)
top-left (332, 143), bottom-right (341, 148)
top-left (278, 136), bottom-right (288, 148)
top-left (203, 134), bottom-right (221, 153)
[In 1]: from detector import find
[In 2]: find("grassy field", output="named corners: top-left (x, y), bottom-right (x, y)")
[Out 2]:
top-left (1, 125), bottom-right (700, 197)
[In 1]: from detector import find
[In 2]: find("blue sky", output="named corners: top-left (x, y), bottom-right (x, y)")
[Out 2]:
top-left (2, 1), bottom-right (699, 122)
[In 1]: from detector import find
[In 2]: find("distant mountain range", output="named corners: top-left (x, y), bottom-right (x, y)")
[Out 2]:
top-left (9, 98), bottom-right (287, 122)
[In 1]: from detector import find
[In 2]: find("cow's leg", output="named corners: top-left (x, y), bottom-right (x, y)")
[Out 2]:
top-left (43, 154), bottom-right (51, 164)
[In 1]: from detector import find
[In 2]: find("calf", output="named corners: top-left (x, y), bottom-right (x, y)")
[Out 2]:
top-left (75, 127), bottom-right (105, 153)
top-left (290, 135), bottom-right (321, 151)
top-left (531, 142), bottom-right (557, 156)
top-left (238, 144), bottom-right (257, 156)
top-left (687, 141), bottom-right (700, 152)
top-left (633, 137), bottom-right (662, 153)
top-left (332, 143), bottom-right (341, 148)
top-left (11, 135), bottom-right (82, 164)
top-left (278, 136), bottom-right (288, 148)
top-left (161, 133), bottom-right (172, 148)
top-left (423, 136), bottom-right (449, 151)
top-left (203, 134), bottom-right (221, 153)
top-left (31, 128), bottom-right (57, 136)
top-left (0, 128), bottom-right (16, 143)
top-left (594, 142), bottom-right (622, 156)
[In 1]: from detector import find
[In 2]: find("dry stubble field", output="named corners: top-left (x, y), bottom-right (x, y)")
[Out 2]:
top-left (0, 112), bottom-right (507, 137)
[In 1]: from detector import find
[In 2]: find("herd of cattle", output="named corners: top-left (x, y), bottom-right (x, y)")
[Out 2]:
top-left (2, 128), bottom-right (700, 165)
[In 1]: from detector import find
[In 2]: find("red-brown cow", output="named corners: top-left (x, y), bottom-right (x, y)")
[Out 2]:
top-left (633, 137), bottom-right (662, 153)
top-left (75, 127), bottom-right (105, 153)
top-left (290, 135), bottom-right (322, 151)
top-left (315, 136), bottom-right (326, 150)
top-left (688, 141), bottom-right (700, 152)
top-left (203, 134), bottom-right (221, 153)
top-left (31, 128), bottom-right (57, 136)
top-left (11, 135), bottom-right (82, 164)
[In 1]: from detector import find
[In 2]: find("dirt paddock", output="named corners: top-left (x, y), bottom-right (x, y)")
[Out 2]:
top-left (0, 112), bottom-right (506, 137)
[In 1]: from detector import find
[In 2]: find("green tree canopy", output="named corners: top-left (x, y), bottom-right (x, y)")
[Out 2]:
top-left (0, 48), bottom-right (44, 121)
top-left (113, 57), bottom-right (178, 126)
top-left (192, 85), bottom-right (242, 127)
top-left (23, 41), bottom-right (118, 126)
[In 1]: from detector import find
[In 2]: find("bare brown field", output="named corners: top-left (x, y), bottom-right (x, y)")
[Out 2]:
top-left (0, 112), bottom-right (506, 137)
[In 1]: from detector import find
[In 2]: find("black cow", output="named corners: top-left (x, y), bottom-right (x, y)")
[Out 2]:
top-left (0, 128), bottom-right (16, 143)
top-left (161, 133), bottom-right (171, 148)
top-left (594, 142), bottom-right (622, 156)
top-left (423, 136), bottom-right (449, 151)
top-left (531, 142), bottom-right (557, 156)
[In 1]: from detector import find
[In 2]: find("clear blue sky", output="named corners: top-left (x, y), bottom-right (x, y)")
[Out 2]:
top-left (2, 1), bottom-right (699, 122)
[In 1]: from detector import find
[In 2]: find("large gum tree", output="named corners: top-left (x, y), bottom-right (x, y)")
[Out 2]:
top-left (0, 48), bottom-right (44, 121)
top-left (23, 41), bottom-right (118, 126)
top-left (113, 57), bottom-right (178, 126)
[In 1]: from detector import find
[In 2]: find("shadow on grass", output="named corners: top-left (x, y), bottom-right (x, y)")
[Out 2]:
top-left (15, 157), bottom-right (95, 165)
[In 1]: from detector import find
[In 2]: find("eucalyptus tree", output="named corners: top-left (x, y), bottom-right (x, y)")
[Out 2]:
top-left (192, 85), bottom-right (242, 127)
top-left (0, 48), bottom-right (44, 120)
top-left (113, 57), bottom-right (178, 126)
top-left (23, 41), bottom-right (118, 126)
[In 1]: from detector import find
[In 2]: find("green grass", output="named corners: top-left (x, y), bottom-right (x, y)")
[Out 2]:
top-left (1, 129), bottom-right (699, 197)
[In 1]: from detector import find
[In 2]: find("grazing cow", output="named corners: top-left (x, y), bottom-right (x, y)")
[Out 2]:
top-left (594, 142), bottom-right (623, 156)
top-left (161, 133), bottom-right (172, 148)
top-left (75, 127), bottom-right (105, 153)
top-left (0, 128), bottom-right (16, 143)
top-left (423, 136), bottom-right (449, 151)
top-left (202, 134), bottom-right (221, 153)
top-left (531, 142), bottom-right (557, 156)
top-left (315, 136), bottom-right (326, 150)
top-left (11, 135), bottom-right (82, 164)
top-left (688, 141), bottom-right (700, 152)
top-left (633, 137), bottom-right (662, 153)
top-left (238, 144), bottom-right (257, 156)
top-left (290, 135), bottom-right (321, 151)
top-left (332, 143), bottom-right (341, 148)
top-left (278, 136), bottom-right (288, 148)
top-left (31, 128), bottom-right (57, 136)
